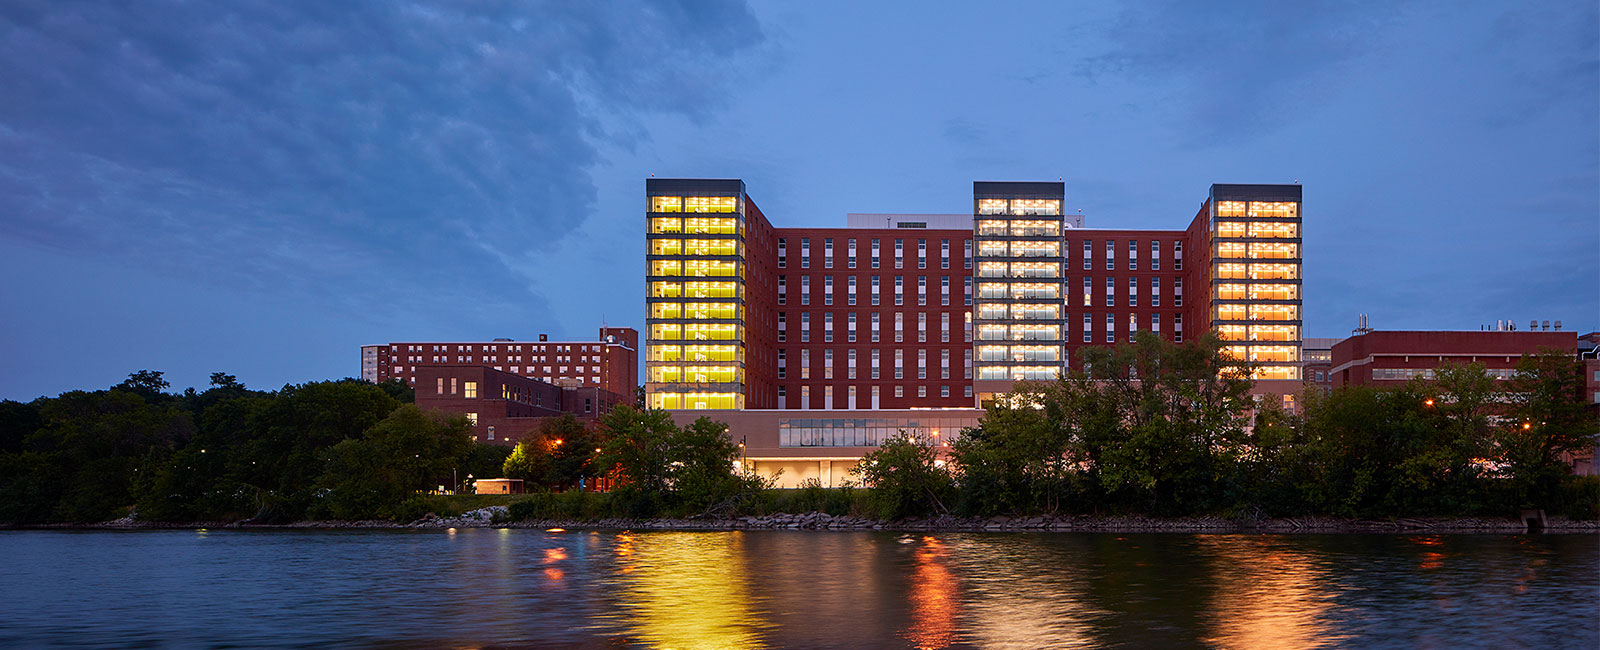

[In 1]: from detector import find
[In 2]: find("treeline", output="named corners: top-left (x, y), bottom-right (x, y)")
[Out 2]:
top-left (0, 372), bottom-right (509, 524)
top-left (858, 333), bottom-right (1600, 521)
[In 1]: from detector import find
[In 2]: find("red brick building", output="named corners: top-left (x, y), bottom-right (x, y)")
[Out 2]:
top-left (413, 365), bottom-right (625, 445)
top-left (362, 327), bottom-right (637, 398)
top-left (643, 178), bottom-right (1306, 485)
top-left (1330, 329), bottom-right (1578, 388)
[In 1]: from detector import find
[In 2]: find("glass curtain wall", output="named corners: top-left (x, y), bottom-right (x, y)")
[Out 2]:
top-left (973, 182), bottom-right (1067, 384)
top-left (646, 181), bottom-right (747, 409)
top-left (1209, 186), bottom-right (1303, 381)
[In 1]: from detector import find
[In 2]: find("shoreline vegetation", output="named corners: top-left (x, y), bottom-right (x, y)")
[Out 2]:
top-left (14, 507), bottom-right (1600, 534)
top-left (3, 335), bottom-right (1597, 530)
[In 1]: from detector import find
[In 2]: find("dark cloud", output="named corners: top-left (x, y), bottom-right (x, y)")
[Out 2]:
top-left (0, 0), bottom-right (766, 316)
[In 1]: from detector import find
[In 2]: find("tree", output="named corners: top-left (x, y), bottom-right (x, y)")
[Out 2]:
top-left (951, 390), bottom-right (1067, 515)
top-left (209, 372), bottom-right (244, 391)
top-left (854, 433), bottom-right (952, 519)
top-left (1041, 332), bottom-right (1255, 514)
top-left (670, 417), bottom-right (759, 512)
top-left (596, 406), bottom-right (678, 496)
top-left (314, 404), bottom-right (474, 520)
top-left (1502, 350), bottom-right (1600, 506)
top-left (116, 370), bottom-right (170, 399)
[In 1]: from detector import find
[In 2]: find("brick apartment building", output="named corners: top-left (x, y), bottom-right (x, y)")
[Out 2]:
top-left (362, 327), bottom-right (638, 398)
top-left (412, 365), bottom-right (626, 445)
top-left (643, 178), bottom-right (1306, 484)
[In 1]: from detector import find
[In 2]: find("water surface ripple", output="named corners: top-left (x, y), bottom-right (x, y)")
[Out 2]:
top-left (1, 529), bottom-right (1593, 648)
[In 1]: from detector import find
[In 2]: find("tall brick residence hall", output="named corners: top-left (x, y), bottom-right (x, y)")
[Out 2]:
top-left (644, 178), bottom-right (1306, 485)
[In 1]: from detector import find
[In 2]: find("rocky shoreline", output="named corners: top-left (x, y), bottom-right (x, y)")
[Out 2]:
top-left (16, 507), bottom-right (1599, 534)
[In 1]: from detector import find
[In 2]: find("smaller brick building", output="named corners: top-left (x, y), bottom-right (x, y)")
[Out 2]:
top-left (414, 366), bottom-right (625, 445)
top-left (363, 327), bottom-right (637, 398)
top-left (1331, 328), bottom-right (1596, 475)
top-left (1331, 329), bottom-right (1578, 388)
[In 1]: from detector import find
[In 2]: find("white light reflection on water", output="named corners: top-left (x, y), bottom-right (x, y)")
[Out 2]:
top-left (1196, 535), bottom-right (1344, 649)
top-left (942, 534), bottom-right (1099, 649)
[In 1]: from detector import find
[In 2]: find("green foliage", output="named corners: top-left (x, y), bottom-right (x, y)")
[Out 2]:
top-left (1005, 332), bottom-right (1255, 516)
top-left (591, 407), bottom-right (767, 517)
top-left (1500, 350), bottom-right (1600, 507)
top-left (754, 482), bottom-right (872, 517)
top-left (853, 433), bottom-right (953, 519)
top-left (501, 414), bottom-right (599, 489)
top-left (507, 491), bottom-right (614, 520)
top-left (311, 404), bottom-right (475, 521)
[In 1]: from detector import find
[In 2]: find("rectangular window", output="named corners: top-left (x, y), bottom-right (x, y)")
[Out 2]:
top-left (463, 381), bottom-right (477, 398)
top-left (1128, 277), bottom-right (1139, 307)
top-left (872, 276), bottom-right (881, 306)
top-left (1151, 278), bottom-right (1161, 307)
top-left (964, 240), bottom-right (972, 269)
top-left (824, 276), bottom-right (834, 306)
top-left (941, 239), bottom-right (950, 269)
top-left (801, 312), bottom-right (810, 343)
top-left (800, 276), bottom-right (810, 305)
top-left (917, 276), bottom-right (927, 306)
top-left (824, 313), bottom-right (834, 342)
top-left (872, 350), bottom-right (881, 379)
top-left (824, 349), bottom-right (834, 379)
top-left (895, 276), bottom-right (904, 306)
top-left (871, 312), bottom-right (881, 343)
top-left (848, 277), bottom-right (857, 306)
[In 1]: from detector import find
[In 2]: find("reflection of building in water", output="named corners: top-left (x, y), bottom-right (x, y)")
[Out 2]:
top-left (946, 537), bottom-right (1096, 648)
top-left (609, 532), bottom-right (769, 648)
top-left (735, 533), bottom-right (903, 646)
top-left (904, 537), bottom-right (960, 649)
top-left (1196, 536), bottom-right (1337, 648)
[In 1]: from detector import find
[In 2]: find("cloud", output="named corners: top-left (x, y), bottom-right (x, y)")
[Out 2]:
top-left (1076, 1), bottom-right (1411, 143)
top-left (0, 0), bottom-right (766, 322)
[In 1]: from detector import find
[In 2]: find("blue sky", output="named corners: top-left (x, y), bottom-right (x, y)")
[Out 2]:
top-left (1, 0), bottom-right (1595, 399)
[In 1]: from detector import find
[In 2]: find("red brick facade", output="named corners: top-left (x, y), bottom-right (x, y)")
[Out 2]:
top-left (413, 365), bottom-right (623, 445)
top-left (363, 327), bottom-right (637, 398)
top-left (1330, 330), bottom-right (1578, 388)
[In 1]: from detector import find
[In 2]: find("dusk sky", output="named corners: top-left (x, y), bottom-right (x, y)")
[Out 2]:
top-left (1, 0), bottom-right (1595, 400)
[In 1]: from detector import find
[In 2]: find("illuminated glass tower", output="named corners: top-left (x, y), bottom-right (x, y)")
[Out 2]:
top-left (971, 181), bottom-right (1067, 396)
top-left (1207, 184), bottom-right (1303, 380)
top-left (645, 179), bottom-right (749, 409)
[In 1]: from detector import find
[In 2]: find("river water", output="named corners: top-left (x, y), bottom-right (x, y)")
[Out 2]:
top-left (0, 529), bottom-right (1594, 648)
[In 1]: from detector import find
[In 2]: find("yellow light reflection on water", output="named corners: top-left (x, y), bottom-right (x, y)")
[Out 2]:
top-left (609, 532), bottom-right (769, 649)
